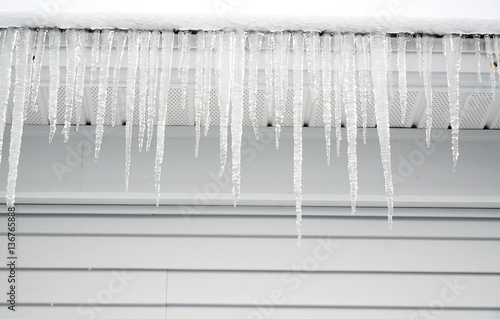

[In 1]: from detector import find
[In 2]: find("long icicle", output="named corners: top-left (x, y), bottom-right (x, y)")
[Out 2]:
top-left (124, 30), bottom-right (140, 191)
top-left (292, 32), bottom-right (304, 247)
top-left (94, 29), bottom-right (114, 161)
top-left (194, 31), bottom-right (206, 158)
top-left (63, 29), bottom-right (78, 142)
top-left (24, 31), bottom-right (36, 119)
top-left (248, 32), bottom-right (263, 140)
top-left (443, 34), bottom-right (463, 170)
top-left (272, 32), bottom-right (284, 149)
top-left (218, 31), bottom-right (235, 175)
top-left (0, 28), bottom-right (18, 167)
top-left (202, 31), bottom-right (215, 137)
top-left (397, 34), bottom-right (408, 124)
top-left (6, 28), bottom-right (31, 207)
top-left (48, 29), bottom-right (60, 143)
top-left (109, 31), bottom-right (127, 127)
top-left (333, 32), bottom-right (343, 157)
top-left (342, 33), bottom-right (358, 215)
top-left (423, 35), bottom-right (435, 148)
top-left (146, 30), bottom-right (160, 152)
top-left (90, 30), bottom-right (101, 86)
top-left (370, 33), bottom-right (394, 228)
top-left (137, 31), bottom-right (150, 152)
top-left (73, 30), bottom-right (87, 131)
top-left (155, 31), bottom-right (174, 206)
top-left (320, 33), bottom-right (332, 165)
top-left (231, 31), bottom-right (246, 206)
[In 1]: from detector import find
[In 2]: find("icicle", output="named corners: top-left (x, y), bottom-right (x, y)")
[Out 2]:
top-left (443, 34), bottom-right (463, 170)
top-left (397, 34), bottom-right (408, 124)
top-left (90, 30), bottom-right (101, 86)
top-left (342, 33), bottom-right (358, 215)
top-left (48, 29), bottom-right (60, 143)
top-left (146, 31), bottom-right (160, 152)
top-left (137, 31), bottom-right (150, 152)
top-left (155, 31), bottom-right (174, 206)
top-left (356, 35), bottom-right (369, 144)
top-left (494, 36), bottom-right (500, 79)
top-left (320, 33), bottom-right (332, 165)
top-left (387, 37), bottom-right (393, 97)
top-left (194, 31), bottom-right (206, 158)
top-left (218, 31), bottom-right (235, 176)
top-left (202, 31), bottom-right (215, 137)
top-left (333, 32), bottom-right (343, 157)
top-left (6, 28), bottom-right (31, 207)
top-left (110, 31), bottom-right (127, 127)
top-left (484, 35), bottom-right (496, 94)
top-left (0, 28), bottom-right (18, 167)
top-left (305, 32), bottom-right (320, 107)
top-left (248, 32), bottom-right (263, 140)
top-left (28, 29), bottom-right (46, 111)
top-left (422, 35), bottom-right (435, 148)
top-left (94, 29), bottom-right (114, 161)
top-left (179, 31), bottom-right (191, 109)
top-left (264, 33), bottom-right (274, 120)
top-left (24, 32), bottom-right (36, 118)
top-left (63, 29), bottom-right (78, 142)
top-left (73, 30), bottom-right (87, 131)
top-left (272, 32), bottom-right (284, 149)
top-left (474, 35), bottom-right (482, 84)
top-left (370, 33), bottom-right (394, 228)
top-left (124, 30), bottom-right (140, 191)
top-left (292, 32), bottom-right (304, 248)
top-left (231, 31), bottom-right (246, 206)
top-left (415, 34), bottom-right (423, 77)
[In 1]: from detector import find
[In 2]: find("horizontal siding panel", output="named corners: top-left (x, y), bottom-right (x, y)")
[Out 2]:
top-left (8, 236), bottom-right (500, 272)
top-left (167, 272), bottom-right (500, 308)
top-left (0, 270), bottom-right (165, 304)
top-left (1, 307), bottom-right (499, 319)
top-left (10, 214), bottom-right (500, 239)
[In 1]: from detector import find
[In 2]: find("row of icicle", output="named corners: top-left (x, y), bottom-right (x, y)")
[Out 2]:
top-left (0, 28), bottom-right (496, 247)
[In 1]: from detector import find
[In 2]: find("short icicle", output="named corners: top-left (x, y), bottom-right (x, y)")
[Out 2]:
top-left (423, 35), bottom-right (435, 148)
top-left (124, 30), bottom-right (140, 191)
top-left (218, 31), bottom-right (235, 176)
top-left (94, 29), bottom-right (114, 161)
top-left (109, 31), bottom-right (127, 127)
top-left (292, 32), bottom-right (304, 248)
top-left (28, 29), bottom-right (46, 111)
top-left (6, 28), bottom-right (31, 207)
top-left (74, 30), bottom-right (88, 131)
top-left (474, 35), bottom-right (482, 85)
top-left (230, 31), bottom-right (247, 206)
top-left (137, 31), bottom-right (151, 152)
top-left (415, 34), bottom-right (423, 77)
top-left (179, 31), bottom-right (191, 109)
top-left (248, 32), bottom-right (263, 140)
top-left (264, 33), bottom-right (274, 122)
top-left (146, 31), bottom-right (160, 152)
top-left (396, 34), bottom-right (408, 124)
top-left (443, 34), bottom-right (463, 170)
top-left (48, 29), bottom-right (61, 143)
top-left (194, 31), bottom-right (206, 158)
top-left (202, 31), bottom-right (215, 137)
top-left (484, 35), bottom-right (495, 94)
top-left (90, 30), bottom-right (101, 86)
top-left (154, 31), bottom-right (174, 206)
top-left (63, 29), bottom-right (78, 142)
top-left (333, 32), bottom-right (343, 157)
top-left (356, 35), bottom-right (370, 144)
top-left (320, 33), bottom-right (332, 165)
top-left (0, 28), bottom-right (18, 167)
top-left (370, 33), bottom-right (395, 228)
